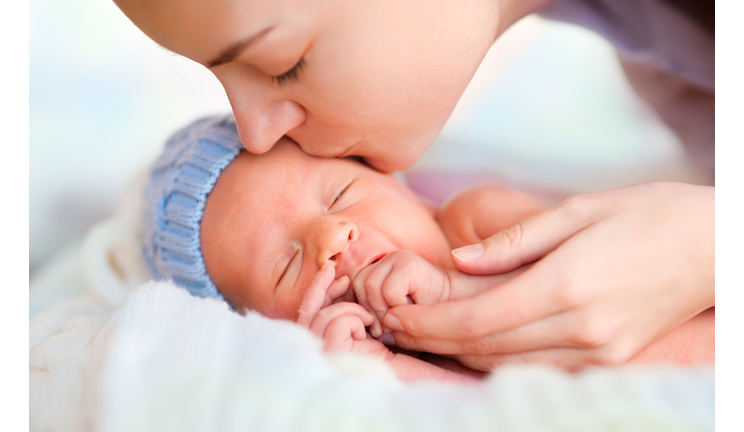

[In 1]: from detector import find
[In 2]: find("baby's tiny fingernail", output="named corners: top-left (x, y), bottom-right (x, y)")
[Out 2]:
top-left (379, 333), bottom-right (396, 346)
top-left (368, 319), bottom-right (381, 338)
top-left (452, 243), bottom-right (484, 261)
top-left (384, 314), bottom-right (403, 332)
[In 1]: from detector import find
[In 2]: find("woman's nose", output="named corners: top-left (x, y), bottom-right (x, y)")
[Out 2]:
top-left (215, 67), bottom-right (306, 154)
top-left (316, 221), bottom-right (359, 268)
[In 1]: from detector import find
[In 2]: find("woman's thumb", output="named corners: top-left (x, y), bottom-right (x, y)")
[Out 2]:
top-left (451, 224), bottom-right (529, 274)
top-left (451, 203), bottom-right (588, 275)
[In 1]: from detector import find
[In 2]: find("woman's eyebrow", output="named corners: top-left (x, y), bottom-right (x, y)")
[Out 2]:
top-left (208, 26), bottom-right (275, 68)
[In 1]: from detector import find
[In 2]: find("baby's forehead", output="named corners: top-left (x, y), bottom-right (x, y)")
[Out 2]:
top-left (226, 142), bottom-right (378, 185)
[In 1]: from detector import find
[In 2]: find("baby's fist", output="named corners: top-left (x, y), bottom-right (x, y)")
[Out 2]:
top-left (310, 302), bottom-right (390, 357)
top-left (351, 250), bottom-right (450, 338)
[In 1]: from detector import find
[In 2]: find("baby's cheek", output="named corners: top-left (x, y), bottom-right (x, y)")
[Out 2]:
top-left (412, 220), bottom-right (452, 268)
top-left (219, 281), bottom-right (257, 314)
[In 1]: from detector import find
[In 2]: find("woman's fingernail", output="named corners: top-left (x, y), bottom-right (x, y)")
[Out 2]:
top-left (452, 243), bottom-right (484, 261)
top-left (384, 314), bottom-right (403, 332)
top-left (379, 333), bottom-right (396, 346)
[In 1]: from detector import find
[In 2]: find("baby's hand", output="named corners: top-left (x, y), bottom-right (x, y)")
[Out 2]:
top-left (352, 250), bottom-right (450, 338)
top-left (308, 301), bottom-right (391, 358)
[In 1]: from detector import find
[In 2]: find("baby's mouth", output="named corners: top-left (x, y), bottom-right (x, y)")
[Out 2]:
top-left (368, 253), bottom-right (386, 266)
top-left (332, 252), bottom-right (386, 306)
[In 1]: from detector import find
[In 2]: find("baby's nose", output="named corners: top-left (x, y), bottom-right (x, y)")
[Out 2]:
top-left (316, 221), bottom-right (358, 269)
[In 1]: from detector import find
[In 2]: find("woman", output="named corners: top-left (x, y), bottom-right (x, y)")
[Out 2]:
top-left (114, 0), bottom-right (714, 370)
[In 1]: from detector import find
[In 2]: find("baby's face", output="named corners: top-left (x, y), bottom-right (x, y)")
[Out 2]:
top-left (114, 0), bottom-right (499, 172)
top-left (201, 139), bottom-right (451, 320)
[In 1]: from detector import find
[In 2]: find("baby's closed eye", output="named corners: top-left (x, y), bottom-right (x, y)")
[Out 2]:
top-left (330, 180), bottom-right (354, 209)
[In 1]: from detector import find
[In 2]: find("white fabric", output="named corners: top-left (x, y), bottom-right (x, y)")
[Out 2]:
top-left (29, 175), bottom-right (715, 432)
top-left (31, 282), bottom-right (714, 432)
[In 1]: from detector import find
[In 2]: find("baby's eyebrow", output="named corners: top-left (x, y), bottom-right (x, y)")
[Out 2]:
top-left (208, 26), bottom-right (275, 68)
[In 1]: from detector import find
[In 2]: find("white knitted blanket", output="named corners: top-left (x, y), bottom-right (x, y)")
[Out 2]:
top-left (31, 280), bottom-right (714, 432)
top-left (29, 175), bottom-right (714, 432)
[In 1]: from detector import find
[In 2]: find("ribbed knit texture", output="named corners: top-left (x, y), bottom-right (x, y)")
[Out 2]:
top-left (142, 115), bottom-right (243, 302)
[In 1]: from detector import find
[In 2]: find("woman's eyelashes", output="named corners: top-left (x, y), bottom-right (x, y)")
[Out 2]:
top-left (272, 58), bottom-right (305, 85)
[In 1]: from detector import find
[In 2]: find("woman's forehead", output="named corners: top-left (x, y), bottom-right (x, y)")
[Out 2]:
top-left (116, 0), bottom-right (286, 63)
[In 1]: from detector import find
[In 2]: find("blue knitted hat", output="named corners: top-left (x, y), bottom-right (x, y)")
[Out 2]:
top-left (142, 115), bottom-right (243, 301)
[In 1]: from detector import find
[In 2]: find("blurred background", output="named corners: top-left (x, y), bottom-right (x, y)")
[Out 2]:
top-left (30, 0), bottom-right (709, 277)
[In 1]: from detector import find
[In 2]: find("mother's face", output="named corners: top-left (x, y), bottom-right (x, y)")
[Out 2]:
top-left (115, 0), bottom-right (500, 172)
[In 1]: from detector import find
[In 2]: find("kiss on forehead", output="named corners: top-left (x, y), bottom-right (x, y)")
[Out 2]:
top-left (129, 0), bottom-right (715, 376)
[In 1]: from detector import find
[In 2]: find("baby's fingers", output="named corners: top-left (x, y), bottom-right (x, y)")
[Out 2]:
top-left (309, 302), bottom-right (374, 339)
top-left (297, 263), bottom-right (337, 328)
top-left (352, 259), bottom-right (397, 337)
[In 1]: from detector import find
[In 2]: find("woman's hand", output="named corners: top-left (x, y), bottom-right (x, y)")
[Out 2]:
top-left (382, 182), bottom-right (715, 371)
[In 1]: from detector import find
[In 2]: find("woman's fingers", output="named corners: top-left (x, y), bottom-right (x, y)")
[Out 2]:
top-left (383, 259), bottom-right (564, 340)
top-left (385, 319), bottom-right (558, 356)
top-left (451, 197), bottom-right (595, 275)
top-left (453, 347), bottom-right (604, 372)
top-left (384, 307), bottom-right (623, 357)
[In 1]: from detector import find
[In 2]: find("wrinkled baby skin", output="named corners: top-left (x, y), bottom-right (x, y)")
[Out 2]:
top-left (200, 138), bottom-right (452, 319)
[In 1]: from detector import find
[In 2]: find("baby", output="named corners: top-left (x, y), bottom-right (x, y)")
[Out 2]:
top-left (143, 116), bottom-right (713, 382)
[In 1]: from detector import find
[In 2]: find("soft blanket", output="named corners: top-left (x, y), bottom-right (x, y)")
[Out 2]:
top-left (31, 281), bottom-right (714, 432)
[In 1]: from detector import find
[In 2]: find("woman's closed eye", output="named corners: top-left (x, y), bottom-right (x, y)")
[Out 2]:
top-left (272, 58), bottom-right (305, 85)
